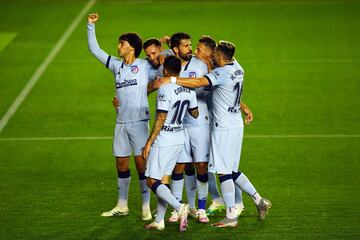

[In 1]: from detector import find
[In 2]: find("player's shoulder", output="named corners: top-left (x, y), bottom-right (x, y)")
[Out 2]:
top-left (111, 56), bottom-right (123, 65)
top-left (191, 56), bottom-right (207, 68)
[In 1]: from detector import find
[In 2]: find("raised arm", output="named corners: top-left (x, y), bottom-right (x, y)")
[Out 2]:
top-left (142, 112), bottom-right (167, 160)
top-left (87, 13), bottom-right (111, 66)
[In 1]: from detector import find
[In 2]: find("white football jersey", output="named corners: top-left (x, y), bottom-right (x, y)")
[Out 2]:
top-left (205, 60), bottom-right (244, 129)
top-left (180, 56), bottom-right (210, 127)
top-left (87, 23), bottom-right (157, 123)
top-left (153, 83), bottom-right (198, 147)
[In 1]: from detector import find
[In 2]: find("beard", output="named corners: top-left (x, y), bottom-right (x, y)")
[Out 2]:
top-left (179, 51), bottom-right (192, 61)
top-left (148, 58), bottom-right (160, 68)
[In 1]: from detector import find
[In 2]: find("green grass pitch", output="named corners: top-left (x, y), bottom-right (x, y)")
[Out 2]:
top-left (0, 0), bottom-right (359, 239)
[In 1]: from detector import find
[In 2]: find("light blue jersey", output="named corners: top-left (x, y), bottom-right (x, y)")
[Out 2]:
top-left (205, 60), bottom-right (244, 129)
top-left (87, 23), bottom-right (157, 123)
top-left (154, 83), bottom-right (198, 147)
top-left (180, 57), bottom-right (210, 127)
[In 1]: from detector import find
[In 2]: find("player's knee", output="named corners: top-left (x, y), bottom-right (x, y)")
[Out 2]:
top-left (173, 163), bottom-right (185, 174)
top-left (116, 157), bottom-right (130, 170)
top-left (146, 178), bottom-right (154, 188)
top-left (195, 162), bottom-right (208, 175)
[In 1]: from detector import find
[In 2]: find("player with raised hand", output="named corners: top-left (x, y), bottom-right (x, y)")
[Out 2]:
top-left (155, 41), bottom-right (271, 227)
top-left (143, 55), bottom-right (199, 231)
top-left (87, 13), bottom-right (156, 221)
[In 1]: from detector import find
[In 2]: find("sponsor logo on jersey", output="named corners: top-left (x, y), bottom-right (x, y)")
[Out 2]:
top-left (131, 66), bottom-right (139, 74)
top-left (161, 125), bottom-right (182, 132)
top-left (116, 79), bottom-right (138, 89)
top-left (189, 72), bottom-right (196, 78)
top-left (228, 106), bottom-right (241, 113)
top-left (158, 94), bottom-right (166, 102)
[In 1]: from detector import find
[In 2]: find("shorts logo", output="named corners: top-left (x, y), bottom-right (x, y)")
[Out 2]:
top-left (131, 66), bottom-right (139, 74)
top-left (189, 72), bottom-right (196, 78)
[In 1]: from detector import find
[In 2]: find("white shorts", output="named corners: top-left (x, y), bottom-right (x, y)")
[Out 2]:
top-left (113, 120), bottom-right (149, 157)
top-left (177, 125), bottom-right (210, 163)
top-left (145, 144), bottom-right (183, 180)
top-left (208, 128), bottom-right (243, 174)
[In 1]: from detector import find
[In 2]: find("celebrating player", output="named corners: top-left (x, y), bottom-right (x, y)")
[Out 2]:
top-left (143, 55), bottom-right (199, 231)
top-left (87, 13), bottom-right (157, 221)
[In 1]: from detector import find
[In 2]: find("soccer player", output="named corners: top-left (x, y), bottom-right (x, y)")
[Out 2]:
top-left (87, 13), bottom-right (156, 220)
top-left (155, 41), bottom-right (271, 227)
top-left (143, 55), bottom-right (199, 231)
top-left (165, 33), bottom-right (213, 223)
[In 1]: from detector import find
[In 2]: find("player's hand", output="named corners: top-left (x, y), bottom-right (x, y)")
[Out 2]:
top-left (88, 13), bottom-right (99, 23)
top-left (153, 77), bottom-right (170, 89)
top-left (142, 143), bottom-right (151, 160)
top-left (160, 36), bottom-right (171, 48)
top-left (244, 111), bottom-right (253, 124)
top-left (112, 97), bottom-right (119, 108)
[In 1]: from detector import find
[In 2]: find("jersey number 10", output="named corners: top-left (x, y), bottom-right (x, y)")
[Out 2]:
top-left (171, 100), bottom-right (190, 125)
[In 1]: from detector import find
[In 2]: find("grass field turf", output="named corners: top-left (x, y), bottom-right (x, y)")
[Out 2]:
top-left (0, 0), bottom-right (359, 239)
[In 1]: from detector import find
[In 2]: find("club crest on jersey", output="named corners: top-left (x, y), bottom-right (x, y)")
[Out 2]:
top-left (189, 72), bottom-right (196, 78)
top-left (131, 66), bottom-right (139, 74)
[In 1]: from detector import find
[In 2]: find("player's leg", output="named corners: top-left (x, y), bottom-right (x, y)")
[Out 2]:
top-left (207, 172), bottom-right (225, 216)
top-left (184, 163), bottom-right (197, 218)
top-left (192, 125), bottom-right (210, 222)
top-left (232, 171), bottom-right (271, 220)
top-left (195, 162), bottom-right (209, 223)
top-left (145, 176), bottom-right (170, 230)
top-left (145, 145), bottom-right (190, 231)
top-left (231, 127), bottom-right (271, 220)
top-left (168, 163), bottom-right (185, 223)
top-left (128, 120), bottom-right (152, 220)
top-left (209, 130), bottom-right (238, 227)
top-left (235, 184), bottom-right (245, 216)
top-left (101, 123), bottom-right (132, 217)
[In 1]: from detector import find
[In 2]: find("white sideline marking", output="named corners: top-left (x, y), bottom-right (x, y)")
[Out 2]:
top-left (0, 134), bottom-right (359, 142)
top-left (0, 0), bottom-right (97, 134)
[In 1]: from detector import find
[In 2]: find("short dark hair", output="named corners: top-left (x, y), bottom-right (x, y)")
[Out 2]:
top-left (143, 38), bottom-right (162, 50)
top-left (170, 32), bottom-right (191, 50)
top-left (119, 32), bottom-right (143, 57)
top-left (198, 35), bottom-right (216, 50)
top-left (163, 55), bottom-right (181, 76)
top-left (216, 40), bottom-right (235, 61)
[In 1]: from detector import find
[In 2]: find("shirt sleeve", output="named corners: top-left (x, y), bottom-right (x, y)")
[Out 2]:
top-left (87, 23), bottom-right (117, 72)
top-left (156, 87), bottom-right (170, 113)
top-left (204, 68), bottom-right (228, 87)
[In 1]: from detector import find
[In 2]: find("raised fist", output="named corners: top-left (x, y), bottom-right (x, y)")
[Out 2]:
top-left (88, 13), bottom-right (99, 23)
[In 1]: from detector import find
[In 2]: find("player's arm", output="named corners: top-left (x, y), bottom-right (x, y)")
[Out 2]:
top-left (240, 101), bottom-right (253, 124)
top-left (87, 13), bottom-right (112, 67)
top-left (188, 90), bottom-right (199, 119)
top-left (142, 112), bottom-right (167, 160)
top-left (147, 80), bottom-right (157, 94)
top-left (160, 35), bottom-right (171, 49)
top-left (112, 96), bottom-right (119, 112)
top-left (154, 76), bottom-right (209, 89)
